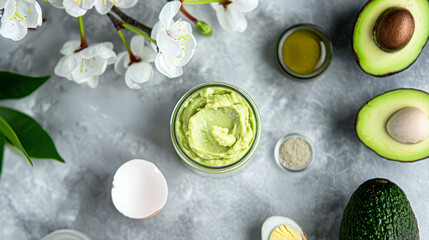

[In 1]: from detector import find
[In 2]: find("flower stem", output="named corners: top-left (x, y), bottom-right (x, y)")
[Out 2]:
top-left (123, 23), bottom-right (157, 45)
top-left (180, 6), bottom-right (198, 23)
top-left (117, 29), bottom-right (132, 55)
top-left (78, 16), bottom-right (88, 49)
top-left (111, 6), bottom-right (152, 35)
top-left (107, 13), bottom-right (142, 65)
top-left (117, 29), bottom-right (141, 65)
top-left (182, 0), bottom-right (221, 4)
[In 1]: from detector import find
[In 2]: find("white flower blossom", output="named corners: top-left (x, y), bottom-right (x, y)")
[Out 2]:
top-left (62, 0), bottom-right (95, 17)
top-left (46, 0), bottom-right (64, 9)
top-left (151, 1), bottom-right (196, 78)
top-left (114, 35), bottom-right (156, 89)
top-left (211, 0), bottom-right (258, 32)
top-left (0, 0), bottom-right (42, 41)
top-left (55, 40), bottom-right (116, 88)
top-left (94, 0), bottom-right (137, 15)
top-left (60, 0), bottom-right (137, 17)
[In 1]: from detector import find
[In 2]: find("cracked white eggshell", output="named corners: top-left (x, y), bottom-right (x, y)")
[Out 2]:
top-left (111, 159), bottom-right (168, 219)
top-left (261, 216), bottom-right (307, 240)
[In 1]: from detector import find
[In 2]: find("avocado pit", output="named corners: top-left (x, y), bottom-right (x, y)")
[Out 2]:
top-left (374, 8), bottom-right (415, 51)
top-left (387, 107), bottom-right (429, 144)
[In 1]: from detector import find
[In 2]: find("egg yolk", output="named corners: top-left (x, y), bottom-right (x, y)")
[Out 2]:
top-left (269, 225), bottom-right (303, 240)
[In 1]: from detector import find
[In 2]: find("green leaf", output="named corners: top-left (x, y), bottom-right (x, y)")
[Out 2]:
top-left (0, 134), bottom-right (4, 179)
top-left (0, 107), bottom-right (65, 163)
top-left (0, 116), bottom-right (33, 166)
top-left (0, 71), bottom-right (50, 100)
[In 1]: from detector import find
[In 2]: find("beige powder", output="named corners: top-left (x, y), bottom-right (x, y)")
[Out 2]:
top-left (279, 136), bottom-right (312, 169)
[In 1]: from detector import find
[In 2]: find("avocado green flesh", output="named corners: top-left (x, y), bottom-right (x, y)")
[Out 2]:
top-left (340, 178), bottom-right (419, 240)
top-left (356, 89), bottom-right (429, 161)
top-left (353, 0), bottom-right (429, 76)
top-left (175, 87), bottom-right (256, 167)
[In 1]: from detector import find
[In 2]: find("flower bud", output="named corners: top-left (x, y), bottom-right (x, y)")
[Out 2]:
top-left (197, 21), bottom-right (213, 36)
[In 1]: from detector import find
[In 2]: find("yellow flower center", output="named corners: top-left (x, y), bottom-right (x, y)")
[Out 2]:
top-left (10, 8), bottom-right (31, 22)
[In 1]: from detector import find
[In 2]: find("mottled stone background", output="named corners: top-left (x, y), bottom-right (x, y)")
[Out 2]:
top-left (1, 0), bottom-right (428, 239)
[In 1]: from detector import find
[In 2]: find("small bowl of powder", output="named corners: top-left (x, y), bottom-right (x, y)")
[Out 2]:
top-left (274, 134), bottom-right (314, 172)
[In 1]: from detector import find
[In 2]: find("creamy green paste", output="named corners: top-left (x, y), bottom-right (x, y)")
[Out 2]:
top-left (175, 87), bottom-right (256, 166)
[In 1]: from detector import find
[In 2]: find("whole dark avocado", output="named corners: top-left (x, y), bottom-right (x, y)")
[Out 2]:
top-left (340, 178), bottom-right (419, 240)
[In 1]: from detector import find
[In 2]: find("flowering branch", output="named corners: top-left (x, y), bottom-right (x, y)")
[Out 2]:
top-left (107, 12), bottom-right (157, 46)
top-left (110, 6), bottom-right (152, 35)
top-left (53, 1), bottom-right (200, 87)
top-left (107, 12), bottom-right (122, 30)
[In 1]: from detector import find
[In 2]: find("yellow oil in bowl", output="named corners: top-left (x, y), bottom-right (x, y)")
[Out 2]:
top-left (277, 24), bottom-right (332, 81)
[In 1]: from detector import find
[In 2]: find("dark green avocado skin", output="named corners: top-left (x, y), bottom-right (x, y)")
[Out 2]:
top-left (340, 178), bottom-right (419, 240)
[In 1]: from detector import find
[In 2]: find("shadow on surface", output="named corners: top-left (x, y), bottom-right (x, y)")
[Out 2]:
top-left (248, 224), bottom-right (261, 240)
top-left (66, 170), bottom-right (113, 221)
top-left (261, 33), bottom-right (285, 84)
top-left (144, 103), bottom-right (175, 154)
top-left (312, 196), bottom-right (346, 240)
top-left (331, 107), bottom-right (360, 144)
top-left (263, 35), bottom-right (281, 70)
top-left (328, 7), bottom-right (360, 61)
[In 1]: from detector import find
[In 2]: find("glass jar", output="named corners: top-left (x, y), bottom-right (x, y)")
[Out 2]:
top-left (42, 229), bottom-right (91, 240)
top-left (170, 82), bottom-right (262, 174)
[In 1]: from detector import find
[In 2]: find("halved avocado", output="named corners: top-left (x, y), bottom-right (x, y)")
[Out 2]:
top-left (353, 0), bottom-right (429, 76)
top-left (356, 89), bottom-right (429, 161)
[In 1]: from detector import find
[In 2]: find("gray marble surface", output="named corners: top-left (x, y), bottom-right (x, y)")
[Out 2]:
top-left (1, 0), bottom-right (429, 239)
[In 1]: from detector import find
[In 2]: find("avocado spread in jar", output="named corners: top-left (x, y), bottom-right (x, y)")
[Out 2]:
top-left (175, 87), bottom-right (256, 167)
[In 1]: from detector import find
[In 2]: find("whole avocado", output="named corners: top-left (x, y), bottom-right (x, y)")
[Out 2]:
top-left (340, 178), bottom-right (419, 239)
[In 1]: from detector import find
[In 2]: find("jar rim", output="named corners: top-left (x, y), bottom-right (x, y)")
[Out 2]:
top-left (42, 229), bottom-right (91, 240)
top-left (170, 82), bottom-right (262, 174)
